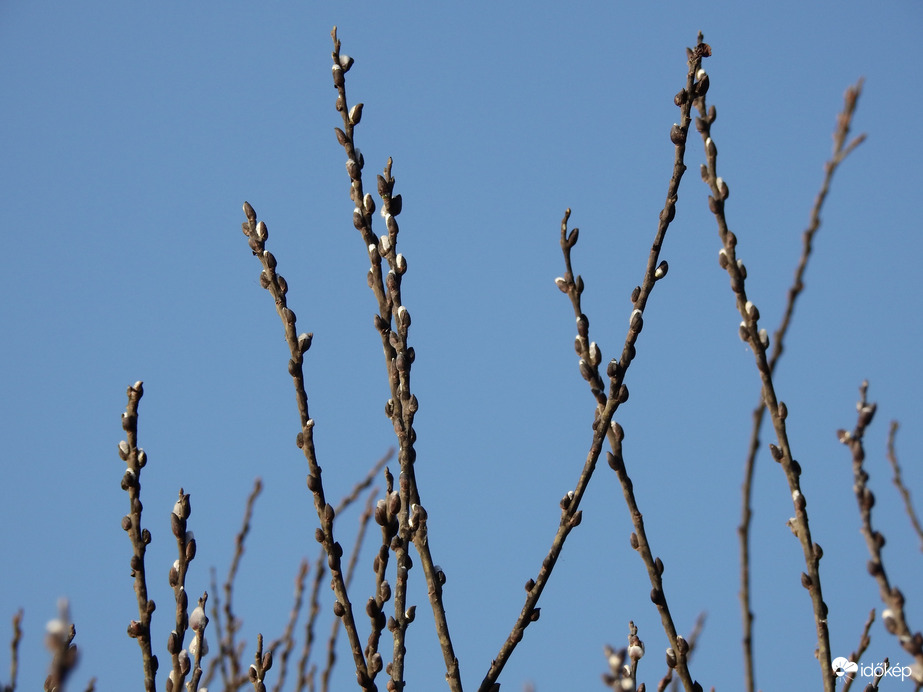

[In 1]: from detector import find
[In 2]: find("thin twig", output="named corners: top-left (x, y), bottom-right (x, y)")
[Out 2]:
top-left (240, 196), bottom-right (371, 689)
top-left (117, 381), bottom-right (157, 692)
top-left (43, 600), bottom-right (78, 692)
top-left (885, 422), bottom-right (923, 552)
top-left (219, 478), bottom-right (263, 689)
top-left (322, 489), bottom-right (380, 691)
top-left (737, 78), bottom-right (865, 692)
top-left (187, 592), bottom-right (209, 692)
top-left (269, 559), bottom-right (309, 692)
top-left (167, 489), bottom-right (198, 691)
top-left (329, 27), bottom-right (459, 691)
top-left (842, 609), bottom-right (875, 692)
top-left (202, 568), bottom-right (223, 689)
top-left (838, 382), bottom-right (923, 679)
top-left (367, 469), bottom-right (398, 688)
top-left (6, 609), bottom-right (23, 692)
top-left (609, 425), bottom-right (698, 692)
top-left (249, 633), bottom-right (273, 691)
top-left (481, 36), bottom-right (711, 692)
top-left (693, 35), bottom-right (836, 691)
top-left (295, 548), bottom-right (327, 692)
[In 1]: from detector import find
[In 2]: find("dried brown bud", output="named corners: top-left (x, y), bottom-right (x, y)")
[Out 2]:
top-left (243, 201), bottom-right (257, 224)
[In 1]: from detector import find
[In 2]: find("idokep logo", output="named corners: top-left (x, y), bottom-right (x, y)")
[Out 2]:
top-left (833, 656), bottom-right (916, 683)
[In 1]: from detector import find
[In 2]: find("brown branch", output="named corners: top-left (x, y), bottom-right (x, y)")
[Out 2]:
top-left (117, 381), bottom-right (158, 692)
top-left (295, 548), bottom-right (327, 692)
top-left (217, 478), bottom-right (263, 689)
top-left (322, 489), bottom-right (380, 691)
top-left (737, 77), bottom-right (865, 692)
top-left (886, 422), bottom-right (923, 551)
top-left (5, 609), bottom-right (23, 692)
top-left (240, 197), bottom-right (371, 689)
top-left (609, 425), bottom-right (698, 692)
top-left (43, 600), bottom-right (78, 692)
top-left (329, 27), bottom-right (459, 691)
top-left (842, 609), bottom-right (875, 692)
top-left (837, 382), bottom-right (923, 680)
top-left (367, 470), bottom-right (398, 689)
top-left (268, 559), bottom-right (309, 692)
top-left (187, 592), bottom-right (210, 692)
top-left (480, 36), bottom-right (710, 692)
top-left (166, 488), bottom-right (199, 691)
top-left (248, 634), bottom-right (273, 692)
top-left (692, 36), bottom-right (836, 691)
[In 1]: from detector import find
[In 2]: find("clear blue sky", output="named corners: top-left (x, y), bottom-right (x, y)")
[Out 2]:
top-left (1, 2), bottom-right (921, 690)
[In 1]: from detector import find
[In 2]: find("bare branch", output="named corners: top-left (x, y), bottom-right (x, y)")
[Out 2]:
top-left (693, 38), bottom-right (836, 690)
top-left (480, 35), bottom-right (711, 692)
top-left (886, 422), bottom-right (923, 551)
top-left (842, 609), bottom-right (875, 692)
top-left (838, 382), bottom-right (923, 681)
top-left (240, 196), bottom-right (372, 689)
top-left (117, 381), bottom-right (158, 692)
top-left (737, 77), bottom-right (865, 692)
top-left (329, 26), bottom-right (459, 691)
top-left (5, 609), bottom-right (23, 692)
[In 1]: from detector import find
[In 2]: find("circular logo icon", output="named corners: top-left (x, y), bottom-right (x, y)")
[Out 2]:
top-left (832, 657), bottom-right (858, 677)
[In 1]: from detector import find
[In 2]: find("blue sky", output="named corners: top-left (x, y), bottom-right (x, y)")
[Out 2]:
top-left (1, 2), bottom-right (921, 690)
